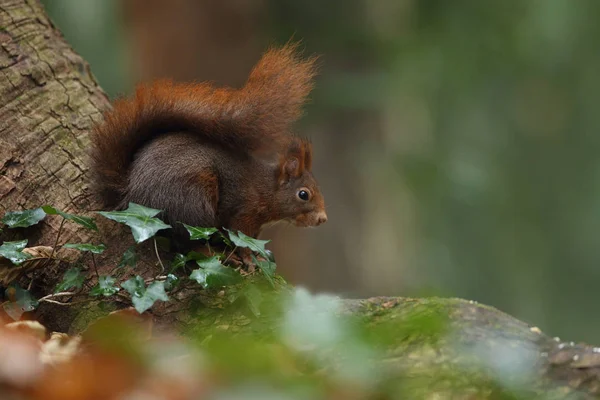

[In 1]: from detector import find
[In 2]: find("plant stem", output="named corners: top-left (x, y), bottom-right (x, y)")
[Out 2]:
top-left (45, 218), bottom-right (65, 267)
top-left (91, 253), bottom-right (99, 278)
top-left (38, 291), bottom-right (75, 302)
top-left (154, 237), bottom-right (165, 272)
top-left (223, 246), bottom-right (238, 264)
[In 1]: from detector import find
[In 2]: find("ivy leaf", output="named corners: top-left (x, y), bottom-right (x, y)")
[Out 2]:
top-left (186, 251), bottom-right (210, 261)
top-left (182, 224), bottom-right (218, 241)
top-left (121, 275), bottom-right (145, 297)
top-left (217, 231), bottom-right (233, 247)
top-left (189, 255), bottom-right (242, 289)
top-left (170, 253), bottom-right (189, 272)
top-left (63, 243), bottom-right (106, 254)
top-left (42, 205), bottom-right (98, 231)
top-left (264, 249), bottom-right (276, 263)
top-left (55, 267), bottom-right (85, 293)
top-left (98, 202), bottom-right (171, 243)
top-left (1, 208), bottom-right (46, 228)
top-left (194, 255), bottom-right (222, 269)
top-left (121, 276), bottom-right (169, 314)
top-left (164, 274), bottom-right (179, 291)
top-left (252, 255), bottom-right (276, 288)
top-left (3, 285), bottom-right (38, 320)
top-left (90, 276), bottom-right (120, 297)
top-left (0, 240), bottom-right (32, 265)
top-left (226, 229), bottom-right (269, 257)
top-left (118, 246), bottom-right (137, 268)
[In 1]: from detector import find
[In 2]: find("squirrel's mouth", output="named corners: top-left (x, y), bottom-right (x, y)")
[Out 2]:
top-left (294, 211), bottom-right (328, 228)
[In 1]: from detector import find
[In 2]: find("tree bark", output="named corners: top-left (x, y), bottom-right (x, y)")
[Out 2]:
top-left (1, 1), bottom-right (600, 398)
top-left (0, 0), bottom-right (109, 244)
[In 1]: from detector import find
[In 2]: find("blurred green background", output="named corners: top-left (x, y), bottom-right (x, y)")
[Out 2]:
top-left (41, 0), bottom-right (600, 344)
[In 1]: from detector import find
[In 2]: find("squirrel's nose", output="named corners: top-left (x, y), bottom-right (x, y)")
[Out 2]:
top-left (316, 211), bottom-right (328, 226)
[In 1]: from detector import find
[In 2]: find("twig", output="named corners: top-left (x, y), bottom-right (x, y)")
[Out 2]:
top-left (44, 218), bottom-right (65, 268)
top-left (114, 292), bottom-right (133, 304)
top-left (39, 298), bottom-right (91, 306)
top-left (38, 291), bottom-right (76, 302)
top-left (39, 298), bottom-right (72, 306)
top-left (38, 291), bottom-right (95, 306)
top-left (91, 253), bottom-right (99, 278)
top-left (145, 275), bottom-right (167, 284)
top-left (154, 237), bottom-right (165, 272)
top-left (223, 246), bottom-right (238, 264)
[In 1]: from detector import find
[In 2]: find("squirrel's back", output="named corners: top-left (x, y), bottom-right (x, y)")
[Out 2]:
top-left (124, 132), bottom-right (248, 229)
top-left (90, 43), bottom-right (318, 208)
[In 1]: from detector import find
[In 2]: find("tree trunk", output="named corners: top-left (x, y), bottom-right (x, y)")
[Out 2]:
top-left (0, 0), bottom-right (109, 242)
top-left (1, 1), bottom-right (600, 398)
top-left (122, 0), bottom-right (266, 86)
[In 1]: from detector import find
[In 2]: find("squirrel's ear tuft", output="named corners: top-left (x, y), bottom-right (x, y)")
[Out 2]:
top-left (303, 139), bottom-right (313, 171)
top-left (278, 136), bottom-right (313, 184)
top-left (288, 136), bottom-right (313, 171)
top-left (278, 157), bottom-right (300, 185)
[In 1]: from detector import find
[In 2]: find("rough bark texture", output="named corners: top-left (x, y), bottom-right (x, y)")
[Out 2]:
top-left (0, 0), bottom-right (109, 244)
top-left (1, 1), bottom-right (600, 398)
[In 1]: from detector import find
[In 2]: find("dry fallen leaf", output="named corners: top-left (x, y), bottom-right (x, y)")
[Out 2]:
top-left (0, 246), bottom-right (54, 285)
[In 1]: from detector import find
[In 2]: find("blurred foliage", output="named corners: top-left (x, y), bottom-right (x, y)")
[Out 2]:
top-left (269, 0), bottom-right (600, 345)
top-left (39, 0), bottom-right (600, 344)
top-left (3, 286), bottom-right (578, 399)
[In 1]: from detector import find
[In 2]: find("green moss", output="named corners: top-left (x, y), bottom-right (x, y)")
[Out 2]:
top-left (69, 300), bottom-right (116, 334)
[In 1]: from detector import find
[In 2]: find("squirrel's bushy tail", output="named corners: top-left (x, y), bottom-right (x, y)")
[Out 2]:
top-left (90, 43), bottom-right (317, 207)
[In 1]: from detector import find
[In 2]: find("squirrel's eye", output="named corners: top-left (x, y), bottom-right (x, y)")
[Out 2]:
top-left (298, 190), bottom-right (310, 201)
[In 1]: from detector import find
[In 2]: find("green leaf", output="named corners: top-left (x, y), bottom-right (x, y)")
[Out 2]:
top-left (90, 276), bottom-right (120, 297)
top-left (194, 255), bottom-right (223, 269)
top-left (98, 202), bottom-right (171, 243)
top-left (42, 205), bottom-right (98, 231)
top-left (63, 243), bottom-right (106, 254)
top-left (226, 229), bottom-right (270, 256)
top-left (3, 285), bottom-right (38, 320)
top-left (121, 276), bottom-right (169, 314)
top-left (170, 253), bottom-right (189, 272)
top-left (121, 275), bottom-right (145, 297)
top-left (164, 274), bottom-right (179, 291)
top-left (55, 267), bottom-right (85, 293)
top-left (0, 239), bottom-right (32, 265)
top-left (118, 246), bottom-right (138, 268)
top-left (252, 255), bottom-right (276, 288)
top-left (190, 255), bottom-right (242, 289)
top-left (217, 231), bottom-right (233, 247)
top-left (1, 208), bottom-right (46, 228)
top-left (182, 224), bottom-right (218, 241)
top-left (186, 251), bottom-right (210, 261)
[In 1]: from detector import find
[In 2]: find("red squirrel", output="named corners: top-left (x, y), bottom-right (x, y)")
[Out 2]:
top-left (90, 43), bottom-right (327, 250)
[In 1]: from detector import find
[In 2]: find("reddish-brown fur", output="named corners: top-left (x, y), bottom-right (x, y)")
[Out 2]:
top-left (90, 43), bottom-right (327, 242)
